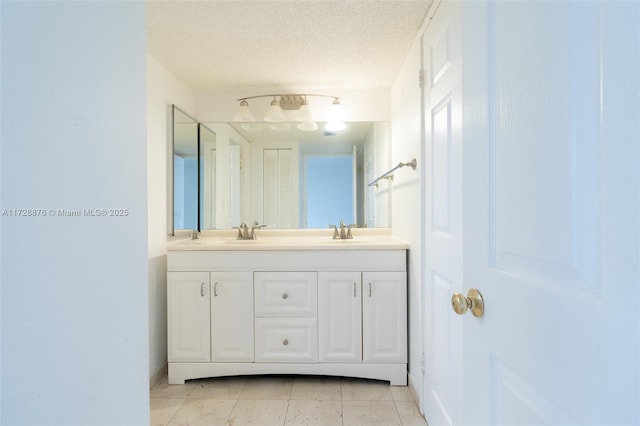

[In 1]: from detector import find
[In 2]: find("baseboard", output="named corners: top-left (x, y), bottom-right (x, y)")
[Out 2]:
top-left (408, 373), bottom-right (422, 414)
top-left (149, 362), bottom-right (168, 388)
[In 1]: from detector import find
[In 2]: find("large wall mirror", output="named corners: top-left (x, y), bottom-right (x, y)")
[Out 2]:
top-left (171, 105), bottom-right (392, 234)
top-left (216, 121), bottom-right (391, 230)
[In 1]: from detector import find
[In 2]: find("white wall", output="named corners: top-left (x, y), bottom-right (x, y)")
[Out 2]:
top-left (390, 21), bottom-right (426, 407)
top-left (1, 2), bottom-right (149, 424)
top-left (147, 55), bottom-right (195, 382)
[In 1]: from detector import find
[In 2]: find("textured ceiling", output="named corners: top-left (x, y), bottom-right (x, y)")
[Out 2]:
top-left (146, 0), bottom-right (432, 91)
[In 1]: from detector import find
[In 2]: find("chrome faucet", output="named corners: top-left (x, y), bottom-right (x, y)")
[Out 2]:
top-left (329, 221), bottom-right (354, 239)
top-left (235, 223), bottom-right (250, 239)
top-left (235, 221), bottom-right (266, 240)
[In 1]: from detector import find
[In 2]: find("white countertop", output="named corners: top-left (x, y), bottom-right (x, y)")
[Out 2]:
top-left (167, 228), bottom-right (409, 251)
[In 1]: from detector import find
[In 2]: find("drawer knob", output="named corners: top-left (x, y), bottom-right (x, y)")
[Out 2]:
top-left (282, 293), bottom-right (288, 299)
top-left (282, 339), bottom-right (289, 346)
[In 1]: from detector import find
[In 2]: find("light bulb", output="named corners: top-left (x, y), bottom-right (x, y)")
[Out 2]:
top-left (326, 98), bottom-right (345, 122)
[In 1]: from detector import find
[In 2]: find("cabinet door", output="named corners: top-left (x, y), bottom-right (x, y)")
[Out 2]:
top-left (362, 272), bottom-right (407, 363)
top-left (318, 272), bottom-right (362, 362)
top-left (211, 272), bottom-right (254, 361)
top-left (167, 272), bottom-right (211, 362)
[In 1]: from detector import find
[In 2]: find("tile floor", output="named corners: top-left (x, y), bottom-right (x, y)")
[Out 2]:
top-left (150, 375), bottom-right (428, 426)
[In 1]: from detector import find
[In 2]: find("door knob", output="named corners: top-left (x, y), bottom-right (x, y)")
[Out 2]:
top-left (451, 288), bottom-right (484, 317)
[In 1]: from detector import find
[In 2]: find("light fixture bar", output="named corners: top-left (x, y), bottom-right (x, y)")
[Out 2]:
top-left (236, 94), bottom-right (341, 102)
top-left (233, 94), bottom-right (345, 132)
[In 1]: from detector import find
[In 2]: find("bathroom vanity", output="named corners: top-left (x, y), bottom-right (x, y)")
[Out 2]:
top-left (166, 229), bottom-right (408, 385)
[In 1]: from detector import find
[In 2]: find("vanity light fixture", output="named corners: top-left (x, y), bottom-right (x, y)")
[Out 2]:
top-left (233, 94), bottom-right (345, 132)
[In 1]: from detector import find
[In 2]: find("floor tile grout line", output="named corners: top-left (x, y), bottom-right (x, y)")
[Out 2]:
top-left (340, 382), bottom-right (345, 426)
top-left (163, 397), bottom-right (184, 426)
top-left (225, 376), bottom-right (246, 425)
top-left (225, 394), bottom-right (241, 426)
top-left (283, 399), bottom-right (290, 426)
top-left (393, 398), bottom-right (403, 426)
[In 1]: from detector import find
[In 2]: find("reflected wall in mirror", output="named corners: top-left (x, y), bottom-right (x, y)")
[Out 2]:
top-left (199, 123), bottom-right (217, 230)
top-left (172, 105), bottom-right (198, 234)
top-left (201, 121), bottom-right (391, 230)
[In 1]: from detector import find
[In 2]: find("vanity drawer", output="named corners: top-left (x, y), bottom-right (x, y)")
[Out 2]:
top-left (254, 318), bottom-right (318, 362)
top-left (254, 272), bottom-right (317, 317)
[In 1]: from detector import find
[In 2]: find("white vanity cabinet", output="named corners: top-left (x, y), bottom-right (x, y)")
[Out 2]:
top-left (166, 247), bottom-right (408, 385)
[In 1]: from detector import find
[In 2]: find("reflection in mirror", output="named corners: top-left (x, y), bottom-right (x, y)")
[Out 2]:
top-left (228, 138), bottom-right (243, 228)
top-left (199, 124), bottom-right (216, 229)
top-left (305, 154), bottom-right (354, 228)
top-left (172, 105), bottom-right (198, 234)
top-left (205, 121), bottom-right (391, 229)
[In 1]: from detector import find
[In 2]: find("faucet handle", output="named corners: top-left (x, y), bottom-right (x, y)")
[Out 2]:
top-left (328, 224), bottom-right (339, 239)
top-left (249, 221), bottom-right (266, 240)
top-left (346, 224), bottom-right (356, 239)
top-left (234, 223), bottom-right (250, 239)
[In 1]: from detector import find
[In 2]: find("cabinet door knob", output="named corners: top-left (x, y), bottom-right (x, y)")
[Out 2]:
top-left (282, 339), bottom-right (289, 346)
top-left (200, 282), bottom-right (205, 297)
top-left (282, 293), bottom-right (288, 299)
top-left (353, 282), bottom-right (357, 297)
top-left (214, 282), bottom-right (218, 297)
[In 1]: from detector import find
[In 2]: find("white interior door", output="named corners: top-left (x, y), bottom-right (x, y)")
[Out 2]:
top-left (460, 1), bottom-right (639, 424)
top-left (421, 1), bottom-right (463, 424)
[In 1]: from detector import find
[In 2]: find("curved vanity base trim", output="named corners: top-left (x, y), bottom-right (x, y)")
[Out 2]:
top-left (168, 363), bottom-right (408, 386)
